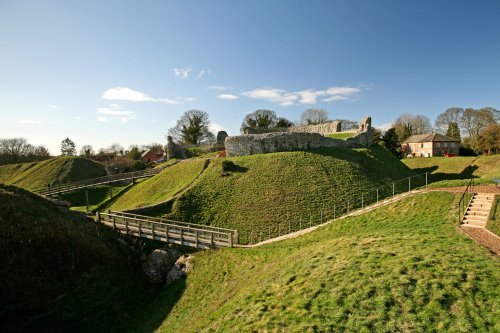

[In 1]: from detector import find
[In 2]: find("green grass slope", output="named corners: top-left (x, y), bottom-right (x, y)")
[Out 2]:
top-left (168, 146), bottom-right (417, 243)
top-left (153, 192), bottom-right (500, 333)
top-left (0, 184), bottom-right (177, 333)
top-left (0, 156), bottom-right (106, 191)
top-left (403, 154), bottom-right (500, 186)
top-left (110, 158), bottom-right (208, 211)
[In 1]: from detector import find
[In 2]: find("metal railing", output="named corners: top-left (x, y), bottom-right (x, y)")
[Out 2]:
top-left (244, 172), bottom-right (431, 244)
top-left (98, 211), bottom-right (237, 249)
top-left (458, 178), bottom-right (474, 224)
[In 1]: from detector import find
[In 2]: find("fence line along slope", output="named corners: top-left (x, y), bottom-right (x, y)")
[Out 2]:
top-left (150, 192), bottom-right (500, 333)
top-left (0, 156), bottom-right (106, 191)
top-left (166, 146), bottom-right (419, 244)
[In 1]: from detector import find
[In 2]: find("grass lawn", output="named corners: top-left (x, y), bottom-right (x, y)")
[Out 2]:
top-left (150, 192), bottom-right (500, 333)
top-left (0, 156), bottom-right (106, 191)
top-left (62, 185), bottom-right (130, 212)
top-left (109, 158), bottom-right (208, 211)
top-left (403, 154), bottom-right (500, 187)
top-left (486, 195), bottom-right (500, 237)
top-left (168, 146), bottom-right (419, 244)
top-left (326, 132), bottom-right (356, 140)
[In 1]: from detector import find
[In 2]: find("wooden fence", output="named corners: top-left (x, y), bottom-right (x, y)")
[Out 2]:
top-left (98, 211), bottom-right (238, 249)
top-left (36, 162), bottom-right (177, 196)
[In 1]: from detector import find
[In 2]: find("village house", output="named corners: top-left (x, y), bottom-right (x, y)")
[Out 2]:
top-left (141, 149), bottom-right (164, 163)
top-left (402, 133), bottom-right (460, 157)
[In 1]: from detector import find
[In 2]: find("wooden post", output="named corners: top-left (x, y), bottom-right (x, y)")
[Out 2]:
top-left (228, 232), bottom-right (233, 248)
top-left (112, 216), bottom-right (116, 230)
top-left (165, 225), bottom-right (169, 242)
top-left (234, 230), bottom-right (239, 244)
top-left (425, 172), bottom-right (428, 188)
top-left (210, 232), bottom-right (214, 248)
top-left (125, 219), bottom-right (129, 235)
top-left (180, 228), bottom-right (184, 245)
top-left (97, 211), bottom-right (101, 223)
top-left (85, 190), bottom-right (89, 212)
top-left (138, 221), bottom-right (142, 238)
top-left (151, 223), bottom-right (155, 240)
top-left (408, 177), bottom-right (411, 192)
top-left (195, 230), bottom-right (199, 248)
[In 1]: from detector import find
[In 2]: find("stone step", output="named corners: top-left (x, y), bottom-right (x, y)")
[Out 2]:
top-left (467, 206), bottom-right (492, 212)
top-left (471, 198), bottom-right (493, 203)
top-left (469, 202), bottom-right (493, 208)
top-left (463, 219), bottom-right (487, 227)
top-left (474, 194), bottom-right (494, 199)
top-left (466, 210), bottom-right (489, 217)
top-left (463, 215), bottom-right (488, 223)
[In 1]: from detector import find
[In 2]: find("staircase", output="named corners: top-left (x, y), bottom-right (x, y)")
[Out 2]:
top-left (462, 193), bottom-right (494, 227)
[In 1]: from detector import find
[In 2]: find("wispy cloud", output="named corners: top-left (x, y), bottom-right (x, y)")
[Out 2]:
top-left (173, 67), bottom-right (191, 78)
top-left (242, 86), bottom-right (361, 106)
top-left (45, 104), bottom-right (58, 110)
top-left (17, 119), bottom-right (44, 124)
top-left (218, 94), bottom-right (239, 101)
top-left (102, 87), bottom-right (178, 104)
top-left (209, 123), bottom-right (227, 134)
top-left (196, 69), bottom-right (211, 79)
top-left (184, 97), bottom-right (197, 102)
top-left (97, 104), bottom-right (136, 123)
top-left (207, 86), bottom-right (232, 91)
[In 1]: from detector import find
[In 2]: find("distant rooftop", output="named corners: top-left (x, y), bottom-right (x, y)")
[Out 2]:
top-left (403, 133), bottom-right (460, 144)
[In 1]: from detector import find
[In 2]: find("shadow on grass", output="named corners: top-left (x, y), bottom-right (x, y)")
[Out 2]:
top-left (412, 165), bottom-right (480, 182)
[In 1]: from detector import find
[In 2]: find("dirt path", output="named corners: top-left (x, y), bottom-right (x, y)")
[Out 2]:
top-left (430, 185), bottom-right (500, 193)
top-left (459, 226), bottom-right (500, 256)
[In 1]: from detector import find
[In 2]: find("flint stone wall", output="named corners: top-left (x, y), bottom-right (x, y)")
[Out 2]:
top-left (244, 121), bottom-right (342, 135)
top-left (225, 129), bottom-right (373, 157)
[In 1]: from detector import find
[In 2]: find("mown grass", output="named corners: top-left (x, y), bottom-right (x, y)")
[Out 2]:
top-left (326, 132), bottom-right (356, 140)
top-left (168, 146), bottom-right (419, 244)
top-left (152, 192), bottom-right (500, 333)
top-left (403, 154), bottom-right (500, 187)
top-left (486, 195), bottom-right (500, 236)
top-left (109, 158), bottom-right (208, 211)
top-left (0, 156), bottom-right (106, 191)
top-left (0, 184), bottom-right (181, 333)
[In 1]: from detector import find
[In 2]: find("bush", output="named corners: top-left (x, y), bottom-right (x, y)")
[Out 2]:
top-left (221, 160), bottom-right (236, 172)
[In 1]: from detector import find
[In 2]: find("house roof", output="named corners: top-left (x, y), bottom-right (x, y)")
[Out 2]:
top-left (403, 133), bottom-right (460, 144)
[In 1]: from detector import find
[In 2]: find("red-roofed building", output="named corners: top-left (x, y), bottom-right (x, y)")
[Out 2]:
top-left (402, 133), bottom-right (460, 157)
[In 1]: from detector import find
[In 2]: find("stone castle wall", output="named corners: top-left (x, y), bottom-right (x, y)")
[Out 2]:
top-left (244, 121), bottom-right (342, 135)
top-left (225, 129), bottom-right (373, 157)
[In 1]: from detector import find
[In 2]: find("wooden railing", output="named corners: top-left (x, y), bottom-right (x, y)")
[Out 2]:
top-left (36, 162), bottom-right (177, 196)
top-left (458, 178), bottom-right (474, 224)
top-left (98, 211), bottom-right (237, 249)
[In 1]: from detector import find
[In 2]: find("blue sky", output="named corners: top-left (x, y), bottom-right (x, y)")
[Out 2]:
top-left (1, 0), bottom-right (499, 154)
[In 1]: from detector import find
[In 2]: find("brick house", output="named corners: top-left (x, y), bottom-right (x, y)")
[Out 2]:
top-left (141, 149), bottom-right (164, 163)
top-left (402, 133), bottom-right (460, 157)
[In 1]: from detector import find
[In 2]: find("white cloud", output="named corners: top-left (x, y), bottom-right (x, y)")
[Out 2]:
top-left (75, 116), bottom-right (81, 120)
top-left (173, 67), bottom-right (191, 78)
top-left (196, 69), bottom-right (211, 79)
top-left (209, 123), bottom-right (227, 134)
top-left (184, 97), bottom-right (197, 102)
top-left (218, 94), bottom-right (239, 101)
top-left (17, 119), bottom-right (43, 124)
top-left (242, 86), bottom-right (361, 106)
top-left (102, 87), bottom-right (178, 104)
top-left (45, 104), bottom-right (58, 110)
top-left (375, 122), bottom-right (392, 131)
top-left (97, 105), bottom-right (136, 123)
top-left (207, 86), bottom-right (232, 91)
top-left (242, 88), bottom-right (298, 106)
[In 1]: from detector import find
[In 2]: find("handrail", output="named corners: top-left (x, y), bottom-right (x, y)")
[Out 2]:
top-left (458, 178), bottom-right (474, 224)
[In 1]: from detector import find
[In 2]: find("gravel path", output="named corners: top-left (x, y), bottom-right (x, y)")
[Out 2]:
top-left (460, 226), bottom-right (500, 256)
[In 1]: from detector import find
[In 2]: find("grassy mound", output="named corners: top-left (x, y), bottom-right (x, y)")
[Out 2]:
top-left (153, 192), bottom-right (500, 332)
top-left (0, 184), bottom-right (177, 333)
top-left (168, 146), bottom-right (417, 243)
top-left (0, 156), bottom-right (106, 191)
top-left (403, 154), bottom-right (500, 186)
top-left (109, 159), bottom-right (208, 211)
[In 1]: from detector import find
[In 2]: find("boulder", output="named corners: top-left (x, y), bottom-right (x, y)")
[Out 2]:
top-left (165, 254), bottom-right (194, 286)
top-left (144, 248), bottom-right (181, 284)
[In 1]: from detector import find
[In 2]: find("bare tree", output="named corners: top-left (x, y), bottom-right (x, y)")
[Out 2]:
top-left (0, 138), bottom-right (32, 163)
top-left (79, 145), bottom-right (95, 158)
top-left (60, 138), bottom-right (76, 156)
top-left (435, 107), bottom-right (464, 133)
top-left (300, 109), bottom-right (328, 125)
top-left (168, 110), bottom-right (215, 144)
top-left (393, 113), bottom-right (432, 141)
top-left (460, 108), bottom-right (496, 147)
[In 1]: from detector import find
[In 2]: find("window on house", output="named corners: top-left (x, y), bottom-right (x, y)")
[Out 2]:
top-left (421, 143), bottom-right (424, 148)
top-left (436, 143), bottom-right (440, 147)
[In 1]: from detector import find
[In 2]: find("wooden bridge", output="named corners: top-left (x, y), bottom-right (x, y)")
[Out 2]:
top-left (98, 211), bottom-right (238, 249)
top-left (36, 162), bottom-right (177, 196)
